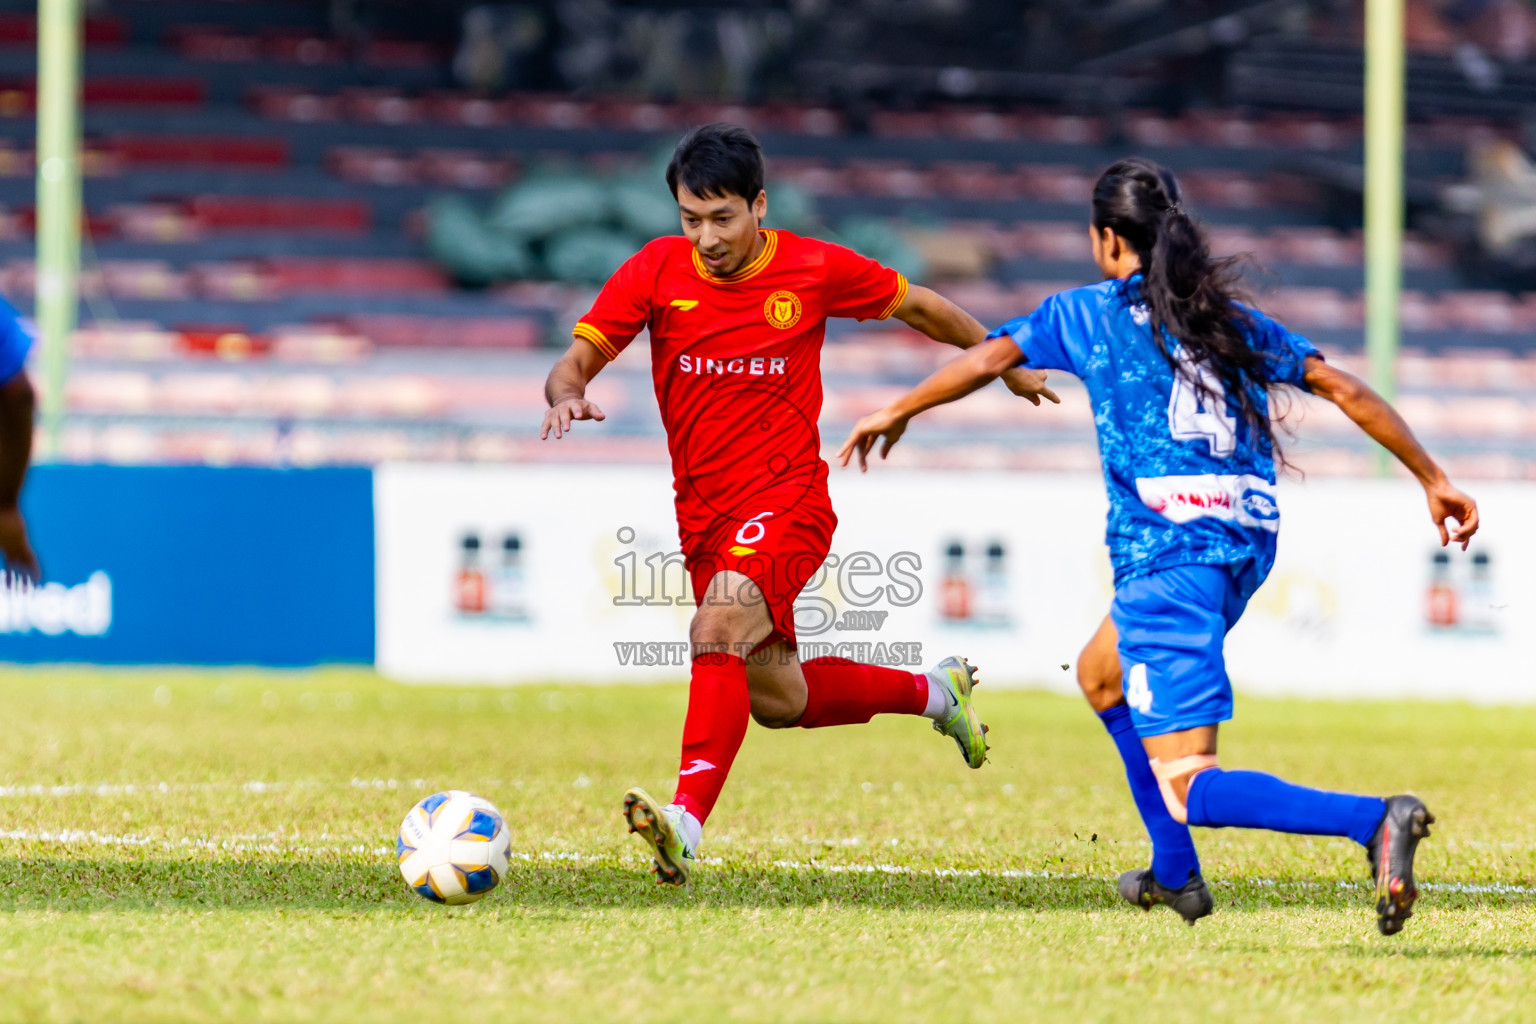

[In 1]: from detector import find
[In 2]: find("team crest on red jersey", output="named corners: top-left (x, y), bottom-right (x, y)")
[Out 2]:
top-left (763, 290), bottom-right (802, 330)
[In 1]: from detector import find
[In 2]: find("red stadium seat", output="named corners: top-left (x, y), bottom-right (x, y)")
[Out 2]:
top-left (845, 159), bottom-right (935, 198)
top-left (341, 88), bottom-right (425, 125)
top-left (427, 94), bottom-right (512, 127)
top-left (327, 146), bottom-right (420, 186)
top-left (189, 197), bottom-right (371, 233)
top-left (266, 34), bottom-right (345, 66)
top-left (100, 260), bottom-right (192, 301)
top-left (1183, 111), bottom-right (1265, 148)
top-left (173, 327), bottom-right (271, 362)
top-left (247, 86), bottom-right (342, 122)
top-left (1014, 164), bottom-right (1098, 203)
top-left (343, 314), bottom-right (542, 349)
top-left (362, 40), bottom-right (443, 68)
top-left (868, 111), bottom-right (943, 139)
top-left (265, 259), bottom-right (446, 293)
top-left (508, 94), bottom-right (599, 130)
top-left (0, 77), bottom-right (205, 109)
top-left (1020, 112), bottom-right (1102, 145)
top-left (1268, 227), bottom-right (1363, 267)
top-left (1179, 170), bottom-right (1270, 210)
top-left (936, 108), bottom-right (1028, 141)
top-left (171, 27), bottom-right (262, 62)
top-left (1397, 290), bottom-right (1448, 332)
top-left (1123, 112), bottom-right (1188, 147)
top-left (112, 203), bottom-right (203, 243)
top-left (0, 14), bottom-right (124, 47)
top-left (1266, 288), bottom-right (1361, 329)
top-left (415, 149), bottom-right (515, 189)
top-left (268, 325), bottom-right (372, 363)
top-left (768, 158), bottom-right (851, 196)
top-left (190, 261), bottom-right (278, 301)
top-left (1438, 291), bottom-right (1521, 333)
top-left (595, 99), bottom-right (685, 133)
top-left (111, 135), bottom-right (290, 168)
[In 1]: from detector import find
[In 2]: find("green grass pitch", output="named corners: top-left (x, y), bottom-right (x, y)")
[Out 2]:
top-left (0, 667), bottom-right (1532, 1022)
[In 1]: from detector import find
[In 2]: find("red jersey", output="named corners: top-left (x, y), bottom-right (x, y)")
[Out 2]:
top-left (574, 229), bottom-right (907, 536)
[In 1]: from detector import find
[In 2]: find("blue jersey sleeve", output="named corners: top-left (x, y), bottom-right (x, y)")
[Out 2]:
top-left (1241, 306), bottom-right (1318, 391)
top-left (985, 287), bottom-right (1098, 377)
top-left (0, 297), bottom-right (32, 383)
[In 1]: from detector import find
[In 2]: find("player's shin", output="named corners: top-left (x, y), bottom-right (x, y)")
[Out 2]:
top-left (794, 657), bottom-right (926, 727)
top-left (1098, 704), bottom-right (1202, 887)
top-left (1185, 768), bottom-right (1387, 846)
top-left (671, 651), bottom-right (751, 835)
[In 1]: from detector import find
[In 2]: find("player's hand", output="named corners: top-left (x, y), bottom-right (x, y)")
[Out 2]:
top-left (1425, 478), bottom-right (1479, 550)
top-left (0, 504), bottom-right (39, 584)
top-left (1000, 366), bottom-right (1060, 406)
top-left (541, 398), bottom-right (605, 439)
top-left (837, 407), bottom-right (910, 472)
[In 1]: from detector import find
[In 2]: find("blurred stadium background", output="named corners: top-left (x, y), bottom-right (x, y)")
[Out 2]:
top-left (6, 0), bottom-right (1536, 475)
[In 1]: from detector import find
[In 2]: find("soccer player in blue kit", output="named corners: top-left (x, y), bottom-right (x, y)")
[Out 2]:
top-left (0, 294), bottom-right (38, 582)
top-left (838, 158), bottom-right (1480, 935)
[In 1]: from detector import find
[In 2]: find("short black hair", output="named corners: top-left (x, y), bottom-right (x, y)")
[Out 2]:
top-left (665, 122), bottom-right (764, 202)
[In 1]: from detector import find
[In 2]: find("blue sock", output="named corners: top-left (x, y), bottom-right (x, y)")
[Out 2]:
top-left (1186, 769), bottom-right (1387, 847)
top-left (1097, 705), bottom-right (1201, 887)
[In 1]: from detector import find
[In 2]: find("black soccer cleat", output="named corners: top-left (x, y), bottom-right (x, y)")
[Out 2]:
top-left (1365, 794), bottom-right (1434, 936)
top-left (1117, 867), bottom-right (1214, 925)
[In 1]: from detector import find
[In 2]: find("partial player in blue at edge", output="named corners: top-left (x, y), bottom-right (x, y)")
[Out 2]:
top-left (0, 293), bottom-right (38, 583)
top-left (839, 157), bottom-right (1480, 936)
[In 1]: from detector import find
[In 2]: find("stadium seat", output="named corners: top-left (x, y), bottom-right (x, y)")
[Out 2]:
top-left (341, 88), bottom-right (424, 125)
top-left (327, 147), bottom-right (420, 186)
top-left (265, 260), bottom-right (446, 294)
top-left (110, 135), bottom-right (290, 168)
top-left (247, 85), bottom-right (342, 122)
top-left (188, 197), bottom-right (371, 233)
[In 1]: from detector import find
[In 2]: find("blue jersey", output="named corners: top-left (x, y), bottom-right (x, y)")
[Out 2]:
top-left (990, 275), bottom-right (1318, 598)
top-left (0, 295), bottom-right (31, 383)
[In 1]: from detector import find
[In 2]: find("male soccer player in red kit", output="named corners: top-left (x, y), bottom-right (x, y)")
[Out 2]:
top-left (540, 123), bottom-right (1058, 884)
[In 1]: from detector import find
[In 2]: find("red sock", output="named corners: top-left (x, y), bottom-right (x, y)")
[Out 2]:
top-left (796, 657), bottom-right (927, 728)
top-left (671, 653), bottom-right (750, 825)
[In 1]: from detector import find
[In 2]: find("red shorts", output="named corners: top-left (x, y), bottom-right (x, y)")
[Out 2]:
top-left (682, 490), bottom-right (837, 648)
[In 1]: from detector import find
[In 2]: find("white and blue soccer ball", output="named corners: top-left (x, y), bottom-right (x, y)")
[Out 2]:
top-left (396, 791), bottom-right (512, 905)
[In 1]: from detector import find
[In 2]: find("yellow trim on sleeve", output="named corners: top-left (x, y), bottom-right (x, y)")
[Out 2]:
top-left (871, 273), bottom-right (909, 321)
top-left (573, 322), bottom-right (619, 361)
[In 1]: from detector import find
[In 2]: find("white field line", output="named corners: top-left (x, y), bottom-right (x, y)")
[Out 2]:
top-left (0, 779), bottom-right (442, 798)
top-left (0, 830), bottom-right (1528, 895)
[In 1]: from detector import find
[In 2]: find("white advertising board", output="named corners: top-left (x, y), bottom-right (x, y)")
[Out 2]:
top-left (375, 463), bottom-right (1534, 703)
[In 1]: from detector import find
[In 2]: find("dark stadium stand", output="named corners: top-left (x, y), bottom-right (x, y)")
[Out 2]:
top-left (0, 0), bottom-right (1531, 474)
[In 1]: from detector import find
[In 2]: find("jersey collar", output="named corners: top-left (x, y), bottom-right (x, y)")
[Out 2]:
top-left (691, 229), bottom-right (777, 284)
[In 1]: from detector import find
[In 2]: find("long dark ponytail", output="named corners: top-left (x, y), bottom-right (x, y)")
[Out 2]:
top-left (1091, 157), bottom-right (1283, 458)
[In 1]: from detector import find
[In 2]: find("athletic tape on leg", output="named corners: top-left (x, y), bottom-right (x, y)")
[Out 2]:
top-left (1150, 754), bottom-right (1220, 824)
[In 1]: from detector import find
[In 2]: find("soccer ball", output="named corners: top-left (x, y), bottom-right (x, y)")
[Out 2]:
top-left (396, 791), bottom-right (512, 905)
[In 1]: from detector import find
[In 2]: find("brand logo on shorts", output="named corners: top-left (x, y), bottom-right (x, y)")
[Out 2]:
top-left (764, 290), bottom-right (802, 330)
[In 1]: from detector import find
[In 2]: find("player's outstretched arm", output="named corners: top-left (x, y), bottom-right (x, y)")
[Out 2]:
top-left (541, 339), bottom-right (609, 440)
top-left (837, 335), bottom-right (1021, 471)
top-left (0, 370), bottom-right (38, 581)
top-left (893, 286), bottom-right (1059, 406)
top-left (1304, 355), bottom-right (1479, 548)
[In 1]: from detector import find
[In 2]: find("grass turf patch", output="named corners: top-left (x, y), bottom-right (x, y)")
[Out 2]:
top-left (0, 667), bottom-right (1532, 1022)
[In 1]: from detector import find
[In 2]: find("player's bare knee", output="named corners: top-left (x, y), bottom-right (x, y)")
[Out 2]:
top-left (689, 604), bottom-right (750, 652)
top-left (749, 701), bottom-right (797, 729)
top-left (1149, 754), bottom-right (1220, 823)
top-left (1075, 656), bottom-right (1122, 712)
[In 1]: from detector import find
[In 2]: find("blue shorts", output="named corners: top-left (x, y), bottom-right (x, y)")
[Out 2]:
top-left (1111, 564), bottom-right (1250, 738)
